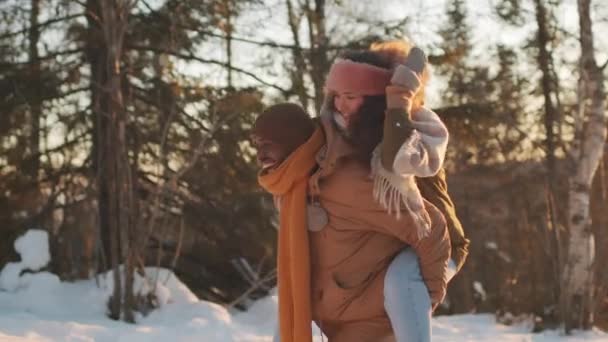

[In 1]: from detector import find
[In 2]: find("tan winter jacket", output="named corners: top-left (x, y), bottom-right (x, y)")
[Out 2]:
top-left (306, 114), bottom-right (450, 341)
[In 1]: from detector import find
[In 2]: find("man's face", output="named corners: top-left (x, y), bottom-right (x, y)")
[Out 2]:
top-left (251, 134), bottom-right (289, 171)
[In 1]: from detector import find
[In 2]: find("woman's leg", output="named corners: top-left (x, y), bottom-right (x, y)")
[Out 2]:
top-left (273, 325), bottom-right (280, 342)
top-left (384, 248), bottom-right (432, 342)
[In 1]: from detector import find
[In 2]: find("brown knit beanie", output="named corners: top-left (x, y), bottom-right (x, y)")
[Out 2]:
top-left (252, 103), bottom-right (315, 155)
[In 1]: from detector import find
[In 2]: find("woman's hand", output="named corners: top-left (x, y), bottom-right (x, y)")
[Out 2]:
top-left (386, 84), bottom-right (417, 112)
top-left (385, 47), bottom-right (427, 112)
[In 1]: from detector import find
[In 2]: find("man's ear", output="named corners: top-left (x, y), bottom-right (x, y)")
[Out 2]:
top-left (249, 133), bottom-right (258, 146)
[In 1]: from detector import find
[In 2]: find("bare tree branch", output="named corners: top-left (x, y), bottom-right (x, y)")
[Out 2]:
top-left (7, 48), bottom-right (81, 74)
top-left (226, 268), bottom-right (277, 310)
top-left (137, 0), bottom-right (345, 51)
top-left (130, 87), bottom-right (212, 132)
top-left (139, 109), bottom-right (242, 293)
top-left (0, 13), bottom-right (84, 40)
top-left (127, 44), bottom-right (290, 94)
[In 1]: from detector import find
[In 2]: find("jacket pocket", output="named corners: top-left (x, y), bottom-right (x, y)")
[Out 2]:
top-left (332, 271), bottom-right (374, 290)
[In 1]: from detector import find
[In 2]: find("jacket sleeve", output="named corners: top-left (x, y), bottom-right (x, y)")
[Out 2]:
top-left (413, 200), bottom-right (451, 305)
top-left (389, 107), bottom-right (449, 178)
top-left (417, 168), bottom-right (470, 272)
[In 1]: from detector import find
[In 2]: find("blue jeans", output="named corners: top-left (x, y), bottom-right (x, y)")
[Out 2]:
top-left (384, 248), bottom-right (432, 342)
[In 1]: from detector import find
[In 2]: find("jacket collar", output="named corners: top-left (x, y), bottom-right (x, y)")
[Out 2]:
top-left (318, 111), bottom-right (356, 166)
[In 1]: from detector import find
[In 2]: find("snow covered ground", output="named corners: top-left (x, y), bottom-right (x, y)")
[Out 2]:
top-left (0, 230), bottom-right (606, 342)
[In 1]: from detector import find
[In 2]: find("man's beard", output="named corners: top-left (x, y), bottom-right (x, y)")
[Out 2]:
top-left (345, 95), bottom-right (387, 164)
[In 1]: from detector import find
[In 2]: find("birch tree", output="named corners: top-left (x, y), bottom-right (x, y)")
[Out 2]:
top-left (561, 0), bottom-right (606, 332)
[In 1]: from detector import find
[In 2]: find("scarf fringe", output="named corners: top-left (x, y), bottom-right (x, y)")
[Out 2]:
top-left (372, 149), bottom-right (431, 240)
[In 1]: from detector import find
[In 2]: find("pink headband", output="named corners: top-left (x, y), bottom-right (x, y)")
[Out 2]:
top-left (324, 59), bottom-right (392, 95)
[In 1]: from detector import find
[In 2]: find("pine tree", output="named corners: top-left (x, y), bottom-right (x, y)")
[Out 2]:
top-left (435, 0), bottom-right (501, 168)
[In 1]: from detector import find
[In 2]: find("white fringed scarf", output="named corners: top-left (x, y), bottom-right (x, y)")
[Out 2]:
top-left (370, 141), bottom-right (432, 240)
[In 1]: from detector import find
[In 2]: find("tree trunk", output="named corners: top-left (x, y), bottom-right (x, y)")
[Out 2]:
top-left (225, 1), bottom-right (234, 88)
top-left (561, 0), bottom-right (606, 332)
top-left (87, 0), bottom-right (136, 323)
top-left (533, 0), bottom-right (563, 314)
top-left (286, 0), bottom-right (309, 110)
top-left (86, 0), bottom-right (112, 274)
top-left (533, 0), bottom-right (558, 186)
top-left (26, 0), bottom-right (41, 179)
top-left (305, 0), bottom-right (329, 112)
top-left (591, 151), bottom-right (608, 318)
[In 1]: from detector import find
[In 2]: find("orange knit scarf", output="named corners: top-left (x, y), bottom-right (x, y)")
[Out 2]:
top-left (258, 126), bottom-right (324, 342)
